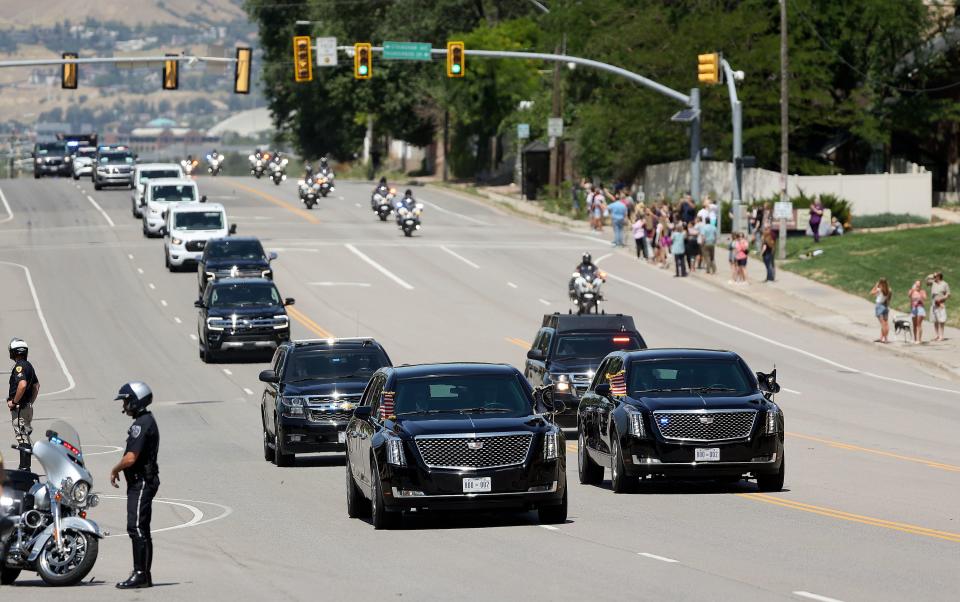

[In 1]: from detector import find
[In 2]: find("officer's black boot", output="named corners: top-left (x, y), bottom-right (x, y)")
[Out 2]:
top-left (117, 541), bottom-right (151, 589)
top-left (18, 445), bottom-right (31, 471)
top-left (143, 539), bottom-right (154, 587)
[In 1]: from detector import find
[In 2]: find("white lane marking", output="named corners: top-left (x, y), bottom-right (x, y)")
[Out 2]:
top-left (344, 243), bottom-right (414, 290)
top-left (309, 281), bottom-right (372, 287)
top-left (243, 388), bottom-right (254, 396)
top-left (422, 200), bottom-right (490, 226)
top-left (189, 333), bottom-right (198, 341)
top-left (355, 202), bottom-right (361, 208)
top-left (127, 254), bottom-right (134, 260)
top-left (538, 298), bottom-right (551, 306)
top-left (339, 196), bottom-right (345, 201)
top-left (148, 282), bottom-right (156, 290)
top-left (0, 186), bottom-right (14, 223)
top-left (85, 195), bottom-right (115, 227)
top-left (83, 445), bottom-right (124, 456)
top-left (793, 592), bottom-right (845, 602)
top-left (80, 189), bottom-right (86, 194)
top-left (222, 368), bottom-right (233, 376)
top-left (0, 261), bottom-right (75, 396)
top-left (638, 552), bottom-right (679, 563)
top-left (781, 387), bottom-right (802, 395)
top-left (539, 525), bottom-right (559, 531)
top-left (174, 317), bottom-right (182, 324)
top-left (507, 282), bottom-right (518, 289)
top-left (609, 267), bottom-right (960, 395)
top-left (440, 245), bottom-right (480, 269)
top-left (137, 268), bottom-right (144, 274)
top-left (101, 496), bottom-right (233, 535)
top-left (595, 253), bottom-right (613, 263)
top-left (160, 299), bottom-right (168, 307)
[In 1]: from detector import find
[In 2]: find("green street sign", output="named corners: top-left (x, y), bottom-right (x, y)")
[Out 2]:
top-left (383, 41), bottom-right (432, 61)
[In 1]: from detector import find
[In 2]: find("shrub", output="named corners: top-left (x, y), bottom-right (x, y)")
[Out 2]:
top-left (851, 213), bottom-right (928, 229)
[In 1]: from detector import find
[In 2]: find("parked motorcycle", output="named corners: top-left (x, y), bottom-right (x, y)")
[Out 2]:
top-left (1, 420), bottom-right (103, 586)
top-left (569, 267), bottom-right (606, 315)
top-left (206, 153), bottom-right (223, 176)
top-left (269, 157), bottom-right (288, 186)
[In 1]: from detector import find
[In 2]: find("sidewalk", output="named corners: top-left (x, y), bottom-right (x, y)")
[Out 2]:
top-left (436, 182), bottom-right (960, 382)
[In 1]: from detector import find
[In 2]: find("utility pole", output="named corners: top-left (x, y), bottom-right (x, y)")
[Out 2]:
top-left (778, 0), bottom-right (788, 260)
top-left (548, 39), bottom-right (563, 194)
top-left (689, 88), bottom-right (701, 205)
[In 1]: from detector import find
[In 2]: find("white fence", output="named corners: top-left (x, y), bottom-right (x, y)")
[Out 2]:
top-left (641, 160), bottom-right (932, 219)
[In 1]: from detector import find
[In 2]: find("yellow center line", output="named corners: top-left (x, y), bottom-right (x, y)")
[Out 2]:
top-left (231, 180), bottom-right (321, 224)
top-left (286, 306), bottom-right (333, 338)
top-left (738, 493), bottom-right (960, 543)
top-left (505, 337), bottom-right (531, 349)
top-left (787, 432), bottom-right (960, 472)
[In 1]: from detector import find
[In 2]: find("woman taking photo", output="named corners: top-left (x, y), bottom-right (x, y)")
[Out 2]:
top-left (870, 279), bottom-right (892, 343)
top-left (908, 280), bottom-right (928, 344)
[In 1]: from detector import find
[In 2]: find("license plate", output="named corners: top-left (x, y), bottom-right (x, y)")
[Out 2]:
top-left (462, 477), bottom-right (491, 493)
top-left (695, 448), bottom-right (720, 462)
top-left (337, 431), bottom-right (346, 444)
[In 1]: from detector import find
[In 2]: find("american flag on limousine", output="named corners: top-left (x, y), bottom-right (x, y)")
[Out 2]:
top-left (380, 391), bottom-right (395, 420)
top-left (608, 370), bottom-right (627, 397)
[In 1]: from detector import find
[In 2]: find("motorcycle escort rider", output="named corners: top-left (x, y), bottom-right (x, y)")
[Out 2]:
top-left (110, 382), bottom-right (160, 590)
top-left (569, 253), bottom-right (605, 300)
top-left (371, 176), bottom-right (391, 210)
top-left (7, 338), bottom-right (39, 471)
top-left (317, 157), bottom-right (335, 186)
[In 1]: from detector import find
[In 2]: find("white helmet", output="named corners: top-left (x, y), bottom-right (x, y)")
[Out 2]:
top-left (9, 337), bottom-right (28, 359)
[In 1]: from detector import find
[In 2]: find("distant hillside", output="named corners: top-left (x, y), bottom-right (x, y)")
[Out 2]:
top-left (0, 0), bottom-right (246, 29)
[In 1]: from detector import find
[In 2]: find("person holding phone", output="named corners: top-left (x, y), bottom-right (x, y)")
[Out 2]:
top-left (871, 278), bottom-right (892, 343)
top-left (908, 280), bottom-right (928, 344)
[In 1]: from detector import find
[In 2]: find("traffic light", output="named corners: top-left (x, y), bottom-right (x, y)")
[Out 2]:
top-left (447, 41), bottom-right (464, 78)
top-left (163, 54), bottom-right (179, 90)
top-left (61, 52), bottom-right (78, 89)
top-left (293, 35), bottom-right (312, 82)
top-left (234, 47), bottom-right (252, 94)
top-left (354, 43), bottom-right (372, 79)
top-left (697, 52), bottom-right (722, 85)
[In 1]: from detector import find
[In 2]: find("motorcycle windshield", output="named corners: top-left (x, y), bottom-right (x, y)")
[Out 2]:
top-left (46, 420), bottom-right (84, 463)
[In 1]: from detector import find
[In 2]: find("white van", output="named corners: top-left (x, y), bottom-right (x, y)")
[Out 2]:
top-left (142, 178), bottom-right (202, 237)
top-left (131, 163), bottom-right (185, 218)
top-left (163, 202), bottom-right (236, 271)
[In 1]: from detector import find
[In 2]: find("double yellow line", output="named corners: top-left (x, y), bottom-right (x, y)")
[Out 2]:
top-left (231, 180), bottom-right (321, 224)
top-left (739, 493), bottom-right (960, 543)
top-left (287, 306), bottom-right (333, 338)
top-left (788, 432), bottom-right (960, 472)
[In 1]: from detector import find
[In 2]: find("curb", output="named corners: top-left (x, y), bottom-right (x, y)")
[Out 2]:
top-left (438, 183), bottom-right (960, 384)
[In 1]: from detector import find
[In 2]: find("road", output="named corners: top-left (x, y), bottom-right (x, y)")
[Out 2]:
top-left (0, 174), bottom-right (957, 601)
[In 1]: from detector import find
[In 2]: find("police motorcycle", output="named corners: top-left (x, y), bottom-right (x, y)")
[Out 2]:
top-left (568, 255), bottom-right (606, 315)
top-left (315, 158), bottom-right (335, 197)
top-left (181, 156), bottom-right (200, 177)
top-left (1, 420), bottom-right (103, 586)
top-left (394, 190), bottom-right (424, 237)
top-left (268, 154), bottom-right (288, 186)
top-left (371, 179), bottom-right (396, 221)
top-left (297, 166), bottom-right (321, 210)
top-left (249, 150), bottom-right (269, 179)
top-left (206, 151), bottom-right (223, 176)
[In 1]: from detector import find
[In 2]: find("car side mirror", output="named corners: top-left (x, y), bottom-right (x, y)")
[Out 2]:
top-left (200, 195), bottom-right (207, 203)
top-left (757, 370), bottom-right (780, 394)
top-left (284, 298), bottom-right (295, 306)
top-left (194, 299), bottom-right (204, 308)
top-left (229, 224), bottom-right (237, 235)
top-left (353, 406), bottom-right (372, 420)
top-left (526, 349), bottom-right (545, 361)
top-left (595, 383), bottom-right (612, 398)
top-left (268, 251), bottom-right (278, 261)
top-left (258, 369), bottom-right (279, 384)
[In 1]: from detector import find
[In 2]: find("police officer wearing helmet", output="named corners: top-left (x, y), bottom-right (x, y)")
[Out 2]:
top-left (110, 382), bottom-right (160, 589)
top-left (7, 338), bottom-right (39, 471)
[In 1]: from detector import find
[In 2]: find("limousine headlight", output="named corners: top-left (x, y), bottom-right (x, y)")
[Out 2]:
top-left (765, 406), bottom-right (780, 435)
top-left (625, 406), bottom-right (646, 438)
top-left (543, 431), bottom-right (560, 460)
top-left (386, 438), bottom-right (406, 466)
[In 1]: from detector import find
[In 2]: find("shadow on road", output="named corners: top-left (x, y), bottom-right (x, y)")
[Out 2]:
top-left (601, 478), bottom-right (792, 495)
top-left (376, 511), bottom-right (575, 531)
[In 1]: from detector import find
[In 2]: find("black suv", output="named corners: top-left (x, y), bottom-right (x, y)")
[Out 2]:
top-left (258, 338), bottom-right (393, 466)
top-left (577, 349), bottom-right (785, 493)
top-left (32, 141), bottom-right (70, 178)
top-left (524, 313), bottom-right (646, 427)
top-left (93, 145), bottom-right (136, 189)
top-left (344, 363), bottom-right (567, 529)
top-left (198, 237), bottom-right (277, 295)
top-left (194, 278), bottom-right (293, 363)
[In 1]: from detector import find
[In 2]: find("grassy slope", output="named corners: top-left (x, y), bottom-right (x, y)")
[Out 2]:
top-left (781, 225), bottom-right (960, 327)
top-left (0, 0), bottom-right (244, 28)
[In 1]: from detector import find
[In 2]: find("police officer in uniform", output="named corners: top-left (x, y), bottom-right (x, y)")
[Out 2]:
top-left (7, 338), bottom-right (39, 471)
top-left (110, 382), bottom-right (160, 589)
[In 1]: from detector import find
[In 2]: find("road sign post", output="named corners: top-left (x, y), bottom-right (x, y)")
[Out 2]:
top-left (383, 41), bottom-right (432, 61)
top-left (316, 37), bottom-right (337, 67)
top-left (517, 123), bottom-right (530, 139)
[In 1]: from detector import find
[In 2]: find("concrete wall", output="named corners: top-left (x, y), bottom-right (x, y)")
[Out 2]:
top-left (641, 160), bottom-right (933, 219)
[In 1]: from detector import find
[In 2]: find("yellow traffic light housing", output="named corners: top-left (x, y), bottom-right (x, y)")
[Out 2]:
top-left (61, 52), bottom-right (78, 89)
top-left (293, 35), bottom-right (313, 83)
top-left (234, 47), bottom-right (252, 94)
top-left (354, 43), bottom-right (372, 79)
top-left (162, 54), bottom-right (179, 90)
top-left (447, 41), bottom-right (465, 78)
top-left (697, 52), bottom-right (721, 85)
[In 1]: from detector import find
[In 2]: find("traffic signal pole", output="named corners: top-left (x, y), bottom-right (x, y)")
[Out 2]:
top-left (721, 58), bottom-right (744, 233)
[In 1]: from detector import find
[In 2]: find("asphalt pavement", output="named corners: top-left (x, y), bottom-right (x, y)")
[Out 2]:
top-left (0, 174), bottom-right (957, 601)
